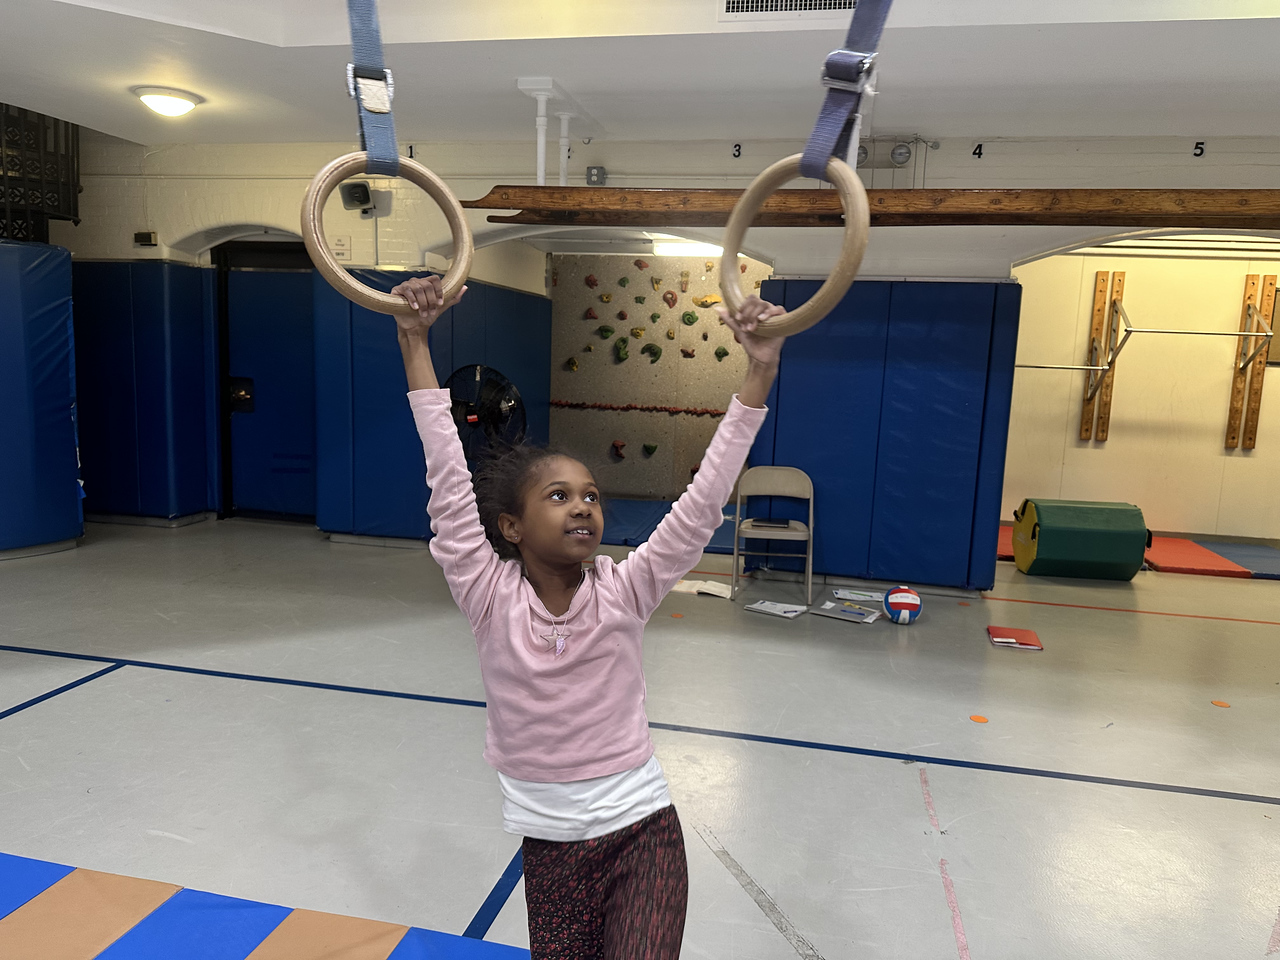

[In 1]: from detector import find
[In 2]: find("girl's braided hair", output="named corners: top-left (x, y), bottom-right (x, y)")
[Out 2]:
top-left (472, 443), bottom-right (587, 560)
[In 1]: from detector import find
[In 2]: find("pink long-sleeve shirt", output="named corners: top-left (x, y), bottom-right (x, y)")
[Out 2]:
top-left (409, 389), bottom-right (767, 783)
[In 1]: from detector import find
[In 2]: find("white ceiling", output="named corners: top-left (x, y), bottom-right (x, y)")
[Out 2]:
top-left (4, 1), bottom-right (1280, 145)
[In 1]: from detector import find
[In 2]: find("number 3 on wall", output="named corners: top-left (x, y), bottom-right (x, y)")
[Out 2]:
top-left (1193, 141), bottom-right (1206, 157)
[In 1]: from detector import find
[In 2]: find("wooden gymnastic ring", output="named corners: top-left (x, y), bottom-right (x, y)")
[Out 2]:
top-left (718, 154), bottom-right (869, 337)
top-left (301, 152), bottom-right (474, 316)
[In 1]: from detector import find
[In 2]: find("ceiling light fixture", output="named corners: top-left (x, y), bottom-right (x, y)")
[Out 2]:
top-left (132, 86), bottom-right (204, 118)
top-left (652, 241), bottom-right (725, 258)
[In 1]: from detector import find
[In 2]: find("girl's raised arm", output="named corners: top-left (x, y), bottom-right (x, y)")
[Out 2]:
top-left (392, 277), bottom-right (504, 628)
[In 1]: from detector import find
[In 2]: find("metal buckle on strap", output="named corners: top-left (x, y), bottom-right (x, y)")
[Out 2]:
top-left (346, 63), bottom-right (395, 114)
top-left (821, 49), bottom-right (877, 93)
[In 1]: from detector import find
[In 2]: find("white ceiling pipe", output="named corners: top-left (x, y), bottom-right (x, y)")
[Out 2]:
top-left (557, 113), bottom-right (572, 186)
top-left (534, 93), bottom-right (549, 186)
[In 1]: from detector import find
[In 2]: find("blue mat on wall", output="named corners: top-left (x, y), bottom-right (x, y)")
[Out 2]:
top-left (601, 498), bottom-right (737, 554)
top-left (1193, 541), bottom-right (1280, 580)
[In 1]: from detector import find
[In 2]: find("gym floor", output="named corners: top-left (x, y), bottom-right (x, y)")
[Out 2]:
top-left (1, 518), bottom-right (1277, 958)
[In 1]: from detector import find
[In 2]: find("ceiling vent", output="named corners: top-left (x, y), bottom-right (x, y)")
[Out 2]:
top-left (721, 0), bottom-right (854, 20)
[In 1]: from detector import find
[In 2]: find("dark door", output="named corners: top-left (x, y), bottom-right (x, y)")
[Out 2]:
top-left (214, 242), bottom-right (316, 520)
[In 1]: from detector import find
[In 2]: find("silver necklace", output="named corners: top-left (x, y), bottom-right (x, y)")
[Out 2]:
top-left (540, 569), bottom-right (585, 658)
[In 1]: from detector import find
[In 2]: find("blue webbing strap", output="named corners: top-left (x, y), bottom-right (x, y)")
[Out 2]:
top-left (346, 0), bottom-right (400, 176)
top-left (799, 0), bottom-right (894, 182)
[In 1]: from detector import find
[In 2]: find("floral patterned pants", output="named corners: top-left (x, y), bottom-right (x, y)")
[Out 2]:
top-left (522, 805), bottom-right (688, 959)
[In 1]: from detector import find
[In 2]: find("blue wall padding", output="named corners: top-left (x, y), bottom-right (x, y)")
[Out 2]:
top-left (869, 282), bottom-right (996, 587)
top-left (967, 283), bottom-right (1022, 589)
top-left (72, 261), bottom-right (213, 519)
top-left (93, 888), bottom-right (291, 960)
top-left (314, 271), bottom-right (551, 540)
top-left (601, 499), bottom-right (672, 546)
top-left (227, 271), bottom-right (316, 516)
top-left (352, 306), bottom-right (431, 538)
top-left (774, 280), bottom-right (891, 577)
top-left (388, 926), bottom-right (530, 958)
top-left (201, 271), bottom-right (222, 514)
top-left (0, 851), bottom-right (75, 921)
top-left (742, 278), bottom-right (1020, 590)
top-left (1194, 541), bottom-right (1280, 580)
top-left (0, 242), bottom-right (82, 551)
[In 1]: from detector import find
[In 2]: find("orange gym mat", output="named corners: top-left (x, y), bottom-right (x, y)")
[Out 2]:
top-left (997, 525), bottom-right (1014, 561)
top-left (1143, 537), bottom-right (1252, 578)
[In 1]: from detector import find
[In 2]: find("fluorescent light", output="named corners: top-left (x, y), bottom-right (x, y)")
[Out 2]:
top-left (653, 241), bottom-right (724, 258)
top-left (132, 86), bottom-right (204, 117)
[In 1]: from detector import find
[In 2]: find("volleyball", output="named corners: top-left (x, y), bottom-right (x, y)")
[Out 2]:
top-left (883, 586), bottom-right (922, 624)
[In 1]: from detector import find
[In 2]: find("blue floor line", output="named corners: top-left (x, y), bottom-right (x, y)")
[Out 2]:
top-left (0, 644), bottom-right (485, 710)
top-left (0, 662), bottom-right (125, 722)
top-left (1, 643), bottom-right (1275, 807)
top-left (462, 848), bottom-right (523, 940)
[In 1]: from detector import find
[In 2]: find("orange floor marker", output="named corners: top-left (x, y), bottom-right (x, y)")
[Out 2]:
top-left (1211, 701), bottom-right (1231, 708)
top-left (671, 613), bottom-right (684, 618)
top-left (969, 715), bottom-right (988, 723)
top-left (958, 601), bottom-right (970, 607)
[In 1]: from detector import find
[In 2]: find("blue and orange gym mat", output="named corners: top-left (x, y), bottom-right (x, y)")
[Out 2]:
top-left (997, 525), bottom-right (1280, 579)
top-left (0, 851), bottom-right (527, 960)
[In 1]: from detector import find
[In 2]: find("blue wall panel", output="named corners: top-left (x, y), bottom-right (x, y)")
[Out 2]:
top-left (0, 242), bottom-right (81, 550)
top-left (351, 304), bottom-right (430, 538)
top-left (485, 284), bottom-right (552, 445)
top-left (772, 279), bottom-right (891, 578)
top-left (72, 261), bottom-right (141, 516)
top-left (72, 261), bottom-right (212, 520)
top-left (227, 270), bottom-right (315, 516)
top-left (314, 271), bottom-right (551, 540)
top-left (967, 282), bottom-right (1022, 590)
top-left (868, 282), bottom-right (996, 587)
top-left (314, 275), bottom-right (355, 534)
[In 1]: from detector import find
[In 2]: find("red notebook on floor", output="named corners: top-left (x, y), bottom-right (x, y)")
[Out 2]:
top-left (987, 626), bottom-right (1043, 651)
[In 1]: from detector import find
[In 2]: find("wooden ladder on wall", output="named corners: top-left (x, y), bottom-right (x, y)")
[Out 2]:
top-left (1080, 271), bottom-right (1124, 441)
top-left (1225, 274), bottom-right (1275, 450)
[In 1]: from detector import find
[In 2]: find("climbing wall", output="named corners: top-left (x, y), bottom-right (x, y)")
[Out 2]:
top-left (549, 253), bottom-right (773, 498)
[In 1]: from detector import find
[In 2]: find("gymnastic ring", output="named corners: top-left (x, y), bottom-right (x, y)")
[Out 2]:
top-left (301, 152), bottom-right (474, 316)
top-left (718, 154), bottom-right (869, 338)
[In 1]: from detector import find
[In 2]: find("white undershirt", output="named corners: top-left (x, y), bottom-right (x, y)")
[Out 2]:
top-left (498, 755), bottom-right (672, 842)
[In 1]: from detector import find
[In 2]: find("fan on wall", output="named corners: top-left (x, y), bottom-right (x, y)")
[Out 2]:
top-left (443, 364), bottom-right (527, 462)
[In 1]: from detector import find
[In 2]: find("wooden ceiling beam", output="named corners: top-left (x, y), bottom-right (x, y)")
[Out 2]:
top-left (462, 186), bottom-right (1280, 229)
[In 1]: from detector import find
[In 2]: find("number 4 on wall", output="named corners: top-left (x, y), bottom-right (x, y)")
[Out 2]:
top-left (972, 143), bottom-right (983, 159)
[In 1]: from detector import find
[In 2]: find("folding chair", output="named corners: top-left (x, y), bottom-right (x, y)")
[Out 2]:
top-left (730, 466), bottom-right (814, 604)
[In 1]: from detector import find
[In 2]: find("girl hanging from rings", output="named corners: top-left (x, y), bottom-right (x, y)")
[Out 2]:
top-left (389, 273), bottom-right (784, 959)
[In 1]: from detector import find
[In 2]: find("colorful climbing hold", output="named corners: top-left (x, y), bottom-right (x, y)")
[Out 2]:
top-left (596, 325), bottom-right (615, 339)
top-left (643, 443), bottom-right (658, 456)
top-left (634, 259), bottom-right (650, 270)
top-left (714, 346), bottom-right (730, 362)
top-left (600, 293), bottom-right (612, 303)
top-left (617, 310), bottom-right (628, 322)
top-left (584, 307), bottom-right (598, 320)
top-left (741, 262), bottom-right (748, 274)
top-left (651, 276), bottom-right (663, 291)
top-left (635, 295), bottom-right (646, 304)
top-left (681, 348), bottom-right (696, 358)
top-left (565, 357), bottom-right (579, 372)
top-left (680, 270), bottom-right (690, 292)
top-left (681, 311), bottom-right (698, 325)
top-left (611, 440), bottom-right (626, 458)
top-left (614, 337), bottom-right (629, 362)
top-left (663, 290), bottom-right (678, 309)
top-left (584, 275), bottom-right (598, 288)
top-left (666, 329), bottom-right (676, 340)
top-left (650, 312), bottom-right (661, 322)
top-left (618, 277), bottom-right (629, 287)
top-left (641, 343), bottom-right (662, 364)
top-left (630, 327), bottom-right (645, 339)
top-left (704, 261), bottom-right (714, 272)
top-left (692, 294), bottom-right (722, 308)
top-left (701, 331), bottom-right (708, 341)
